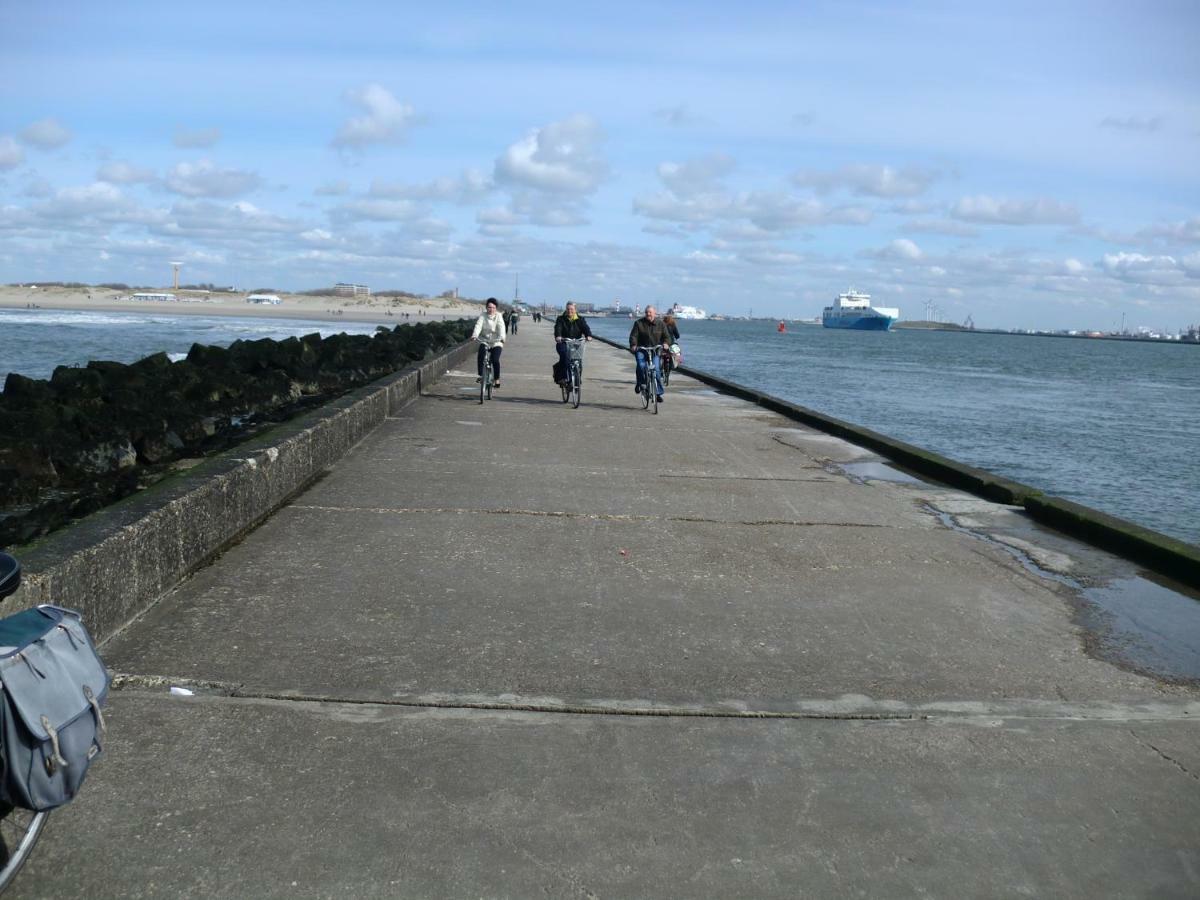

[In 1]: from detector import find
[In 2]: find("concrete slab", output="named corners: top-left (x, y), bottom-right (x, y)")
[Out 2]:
top-left (17, 319), bottom-right (1200, 898)
top-left (18, 692), bottom-right (1200, 899)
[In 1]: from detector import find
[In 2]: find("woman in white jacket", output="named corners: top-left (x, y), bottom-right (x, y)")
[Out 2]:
top-left (471, 297), bottom-right (507, 387)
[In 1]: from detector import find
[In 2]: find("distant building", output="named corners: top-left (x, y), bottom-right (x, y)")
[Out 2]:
top-left (334, 282), bottom-right (370, 297)
top-left (246, 294), bottom-right (282, 305)
top-left (130, 292), bottom-right (178, 302)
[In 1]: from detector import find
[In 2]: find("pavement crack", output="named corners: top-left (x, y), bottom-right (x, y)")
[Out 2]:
top-left (291, 503), bottom-right (889, 529)
top-left (109, 677), bottom-right (1200, 724)
top-left (1130, 729), bottom-right (1200, 782)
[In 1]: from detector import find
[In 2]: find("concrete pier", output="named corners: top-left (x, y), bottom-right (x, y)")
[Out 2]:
top-left (15, 320), bottom-right (1200, 898)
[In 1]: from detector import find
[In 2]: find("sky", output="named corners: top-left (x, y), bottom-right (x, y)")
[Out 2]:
top-left (1, 0), bottom-right (1198, 329)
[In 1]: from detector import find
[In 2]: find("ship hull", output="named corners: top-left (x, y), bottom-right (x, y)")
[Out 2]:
top-left (822, 314), bottom-right (895, 331)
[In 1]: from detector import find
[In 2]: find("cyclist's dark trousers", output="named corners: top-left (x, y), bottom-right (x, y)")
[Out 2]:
top-left (556, 342), bottom-right (573, 380)
top-left (478, 344), bottom-right (502, 379)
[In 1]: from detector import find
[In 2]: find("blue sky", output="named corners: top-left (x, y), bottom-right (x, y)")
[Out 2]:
top-left (1, 0), bottom-right (1197, 328)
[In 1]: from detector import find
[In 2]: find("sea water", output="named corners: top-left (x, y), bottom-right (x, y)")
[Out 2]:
top-left (0, 308), bottom-right (387, 380)
top-left (589, 318), bottom-right (1200, 546)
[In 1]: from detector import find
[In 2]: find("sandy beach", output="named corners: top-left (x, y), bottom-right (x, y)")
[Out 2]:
top-left (0, 284), bottom-right (484, 325)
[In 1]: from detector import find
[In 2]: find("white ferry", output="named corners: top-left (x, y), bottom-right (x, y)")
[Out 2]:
top-left (821, 289), bottom-right (898, 331)
top-left (670, 303), bottom-right (708, 320)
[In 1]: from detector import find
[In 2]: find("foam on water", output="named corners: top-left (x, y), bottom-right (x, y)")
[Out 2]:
top-left (0, 308), bottom-right (387, 382)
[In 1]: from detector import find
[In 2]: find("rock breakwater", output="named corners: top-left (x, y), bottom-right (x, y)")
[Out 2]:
top-left (1, 320), bottom-right (471, 545)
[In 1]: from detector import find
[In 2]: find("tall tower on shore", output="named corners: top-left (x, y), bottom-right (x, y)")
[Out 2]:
top-left (170, 261), bottom-right (182, 290)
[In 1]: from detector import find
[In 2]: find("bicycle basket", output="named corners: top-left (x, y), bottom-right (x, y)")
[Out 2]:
top-left (567, 342), bottom-right (585, 362)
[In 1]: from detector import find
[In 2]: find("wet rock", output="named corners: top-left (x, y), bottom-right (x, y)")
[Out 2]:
top-left (0, 319), bottom-right (472, 545)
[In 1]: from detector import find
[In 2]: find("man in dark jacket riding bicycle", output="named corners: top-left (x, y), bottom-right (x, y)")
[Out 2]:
top-left (629, 305), bottom-right (671, 402)
top-left (554, 302), bottom-right (592, 384)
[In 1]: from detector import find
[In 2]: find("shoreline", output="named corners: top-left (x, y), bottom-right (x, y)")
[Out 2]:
top-left (0, 286), bottom-right (481, 326)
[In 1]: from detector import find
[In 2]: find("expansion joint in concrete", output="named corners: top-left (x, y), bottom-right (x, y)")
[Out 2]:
top-left (290, 503), bottom-right (891, 529)
top-left (108, 675), bottom-right (1200, 724)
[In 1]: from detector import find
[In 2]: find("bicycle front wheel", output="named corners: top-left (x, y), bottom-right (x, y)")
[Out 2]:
top-left (571, 371), bottom-right (581, 408)
top-left (479, 373), bottom-right (486, 404)
top-left (0, 806), bottom-right (49, 892)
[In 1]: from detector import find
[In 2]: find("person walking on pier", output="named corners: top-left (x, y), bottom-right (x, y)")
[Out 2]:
top-left (629, 305), bottom-right (671, 401)
top-left (553, 301), bottom-right (592, 384)
top-left (472, 298), bottom-right (507, 388)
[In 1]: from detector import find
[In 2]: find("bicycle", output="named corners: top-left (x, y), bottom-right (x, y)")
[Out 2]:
top-left (0, 553), bottom-right (47, 893)
top-left (559, 338), bottom-right (585, 408)
top-left (477, 340), bottom-right (495, 404)
top-left (634, 346), bottom-right (665, 414)
top-left (660, 343), bottom-right (680, 387)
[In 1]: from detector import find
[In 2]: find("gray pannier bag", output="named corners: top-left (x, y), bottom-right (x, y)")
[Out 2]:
top-left (0, 605), bottom-right (109, 811)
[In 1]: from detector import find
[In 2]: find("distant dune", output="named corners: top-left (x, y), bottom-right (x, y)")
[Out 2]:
top-left (0, 283), bottom-right (483, 324)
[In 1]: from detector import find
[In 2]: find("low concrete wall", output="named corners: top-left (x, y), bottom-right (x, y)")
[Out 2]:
top-left (5, 341), bottom-right (475, 642)
top-left (594, 335), bottom-right (1200, 589)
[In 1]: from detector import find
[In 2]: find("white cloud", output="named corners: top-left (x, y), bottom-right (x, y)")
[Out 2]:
top-left (314, 180), bottom-right (351, 196)
top-left (0, 136), bottom-right (23, 169)
top-left (795, 164), bottom-right (938, 198)
top-left (740, 193), bottom-right (872, 230)
top-left (19, 118), bottom-right (72, 149)
top-left (46, 182), bottom-right (128, 214)
top-left (173, 127), bottom-right (222, 148)
top-left (886, 238), bottom-right (924, 260)
top-left (329, 197), bottom-right (423, 223)
top-left (494, 115), bottom-right (607, 195)
top-left (657, 153), bottom-right (735, 196)
top-left (1101, 251), bottom-right (1189, 285)
top-left (1064, 258), bottom-right (1086, 274)
top-left (477, 207), bottom-right (522, 226)
top-left (906, 218), bottom-right (979, 237)
top-left (951, 195), bottom-right (1080, 226)
top-left (633, 190), bottom-right (733, 225)
top-left (1099, 115), bottom-right (1164, 133)
top-left (165, 200), bottom-right (302, 236)
top-left (1137, 217), bottom-right (1200, 245)
top-left (97, 161), bottom-right (158, 184)
top-left (370, 169), bottom-right (492, 204)
top-left (165, 160), bottom-right (262, 198)
top-left (739, 248), bottom-right (805, 266)
top-left (332, 84), bottom-right (417, 149)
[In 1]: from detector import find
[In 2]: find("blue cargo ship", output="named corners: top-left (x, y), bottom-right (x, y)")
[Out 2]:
top-left (822, 289), bottom-right (899, 330)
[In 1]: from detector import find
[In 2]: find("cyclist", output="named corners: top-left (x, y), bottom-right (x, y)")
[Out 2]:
top-left (471, 297), bottom-right (507, 388)
top-left (629, 305), bottom-right (671, 403)
top-left (661, 311), bottom-right (682, 380)
top-left (554, 301), bottom-right (592, 384)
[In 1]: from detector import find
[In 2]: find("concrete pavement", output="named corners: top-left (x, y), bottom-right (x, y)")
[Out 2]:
top-left (15, 318), bottom-right (1200, 898)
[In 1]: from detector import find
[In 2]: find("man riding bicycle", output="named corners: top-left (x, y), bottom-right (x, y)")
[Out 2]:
top-left (554, 301), bottom-right (592, 384)
top-left (629, 305), bottom-right (671, 403)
